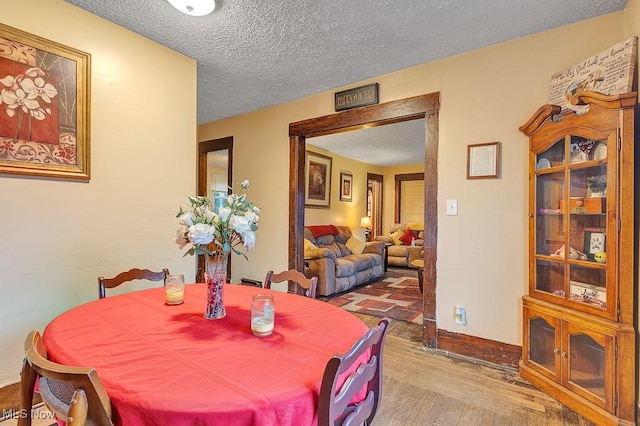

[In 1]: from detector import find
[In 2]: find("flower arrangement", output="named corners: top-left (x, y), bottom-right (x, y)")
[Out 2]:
top-left (0, 67), bottom-right (58, 140)
top-left (174, 179), bottom-right (260, 261)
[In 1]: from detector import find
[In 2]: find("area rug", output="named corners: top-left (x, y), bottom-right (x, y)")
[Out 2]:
top-left (322, 268), bottom-right (423, 325)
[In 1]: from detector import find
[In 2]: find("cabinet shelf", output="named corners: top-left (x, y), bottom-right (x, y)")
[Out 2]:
top-left (567, 159), bottom-right (608, 169)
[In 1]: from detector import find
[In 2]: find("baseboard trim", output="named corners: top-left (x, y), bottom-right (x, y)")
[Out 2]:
top-left (437, 329), bottom-right (522, 367)
top-left (0, 381), bottom-right (41, 413)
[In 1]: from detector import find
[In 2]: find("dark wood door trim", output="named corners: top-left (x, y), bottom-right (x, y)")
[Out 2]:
top-left (367, 173), bottom-right (384, 237)
top-left (197, 136), bottom-right (233, 281)
top-left (289, 92), bottom-right (440, 348)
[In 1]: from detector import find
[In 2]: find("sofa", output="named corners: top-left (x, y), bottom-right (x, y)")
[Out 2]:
top-left (303, 225), bottom-right (385, 296)
top-left (375, 223), bottom-right (424, 268)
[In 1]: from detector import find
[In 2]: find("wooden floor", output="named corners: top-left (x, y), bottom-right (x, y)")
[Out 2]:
top-left (355, 313), bottom-right (594, 426)
top-left (2, 314), bottom-right (593, 426)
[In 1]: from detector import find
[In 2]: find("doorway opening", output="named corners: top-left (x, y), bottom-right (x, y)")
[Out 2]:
top-left (367, 173), bottom-right (383, 241)
top-left (288, 92), bottom-right (440, 347)
top-left (197, 136), bottom-right (233, 282)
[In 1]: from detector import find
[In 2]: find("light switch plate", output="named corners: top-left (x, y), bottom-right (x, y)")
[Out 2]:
top-left (446, 199), bottom-right (458, 216)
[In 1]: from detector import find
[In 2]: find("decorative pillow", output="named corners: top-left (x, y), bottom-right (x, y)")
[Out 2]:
top-left (390, 230), bottom-right (404, 245)
top-left (398, 228), bottom-right (417, 246)
top-left (406, 222), bottom-right (424, 231)
top-left (303, 238), bottom-right (317, 251)
top-left (345, 236), bottom-right (367, 254)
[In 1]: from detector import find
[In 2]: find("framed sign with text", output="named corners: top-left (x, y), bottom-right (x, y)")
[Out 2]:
top-left (335, 83), bottom-right (379, 112)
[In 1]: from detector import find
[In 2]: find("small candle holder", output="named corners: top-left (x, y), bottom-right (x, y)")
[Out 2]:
top-left (251, 294), bottom-right (274, 336)
top-left (165, 274), bottom-right (185, 305)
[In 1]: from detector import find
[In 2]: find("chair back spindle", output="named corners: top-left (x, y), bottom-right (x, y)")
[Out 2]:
top-left (318, 318), bottom-right (390, 426)
top-left (98, 268), bottom-right (169, 299)
top-left (263, 269), bottom-right (318, 299)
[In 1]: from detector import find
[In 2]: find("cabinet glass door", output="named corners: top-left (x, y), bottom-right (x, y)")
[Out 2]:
top-left (534, 138), bottom-right (565, 296)
top-left (563, 322), bottom-right (613, 410)
top-left (526, 309), bottom-right (560, 381)
top-left (567, 136), bottom-right (609, 311)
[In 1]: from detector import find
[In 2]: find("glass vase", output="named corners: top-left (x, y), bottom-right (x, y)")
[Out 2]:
top-left (203, 253), bottom-right (227, 320)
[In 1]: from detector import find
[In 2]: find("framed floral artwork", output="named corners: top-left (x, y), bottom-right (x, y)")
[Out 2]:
top-left (339, 172), bottom-right (352, 202)
top-left (0, 23), bottom-right (91, 180)
top-left (305, 151), bottom-right (332, 209)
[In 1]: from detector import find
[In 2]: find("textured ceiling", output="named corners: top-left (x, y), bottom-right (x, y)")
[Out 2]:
top-left (309, 119), bottom-right (426, 167)
top-left (64, 0), bottom-right (627, 126)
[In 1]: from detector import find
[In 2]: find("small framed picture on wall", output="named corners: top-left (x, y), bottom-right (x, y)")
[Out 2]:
top-left (340, 172), bottom-right (353, 202)
top-left (305, 151), bottom-right (332, 208)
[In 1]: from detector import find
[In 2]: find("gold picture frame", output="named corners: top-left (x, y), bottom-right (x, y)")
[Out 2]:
top-left (0, 23), bottom-right (91, 180)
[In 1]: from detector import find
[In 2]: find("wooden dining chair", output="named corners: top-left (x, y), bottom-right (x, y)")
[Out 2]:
top-left (318, 318), bottom-right (390, 426)
top-left (98, 267), bottom-right (169, 299)
top-left (19, 330), bottom-right (114, 426)
top-left (263, 269), bottom-right (318, 299)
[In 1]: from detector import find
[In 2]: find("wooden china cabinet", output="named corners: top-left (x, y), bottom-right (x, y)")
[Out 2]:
top-left (519, 91), bottom-right (637, 425)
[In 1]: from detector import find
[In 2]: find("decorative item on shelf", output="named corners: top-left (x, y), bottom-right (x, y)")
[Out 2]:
top-left (175, 180), bottom-right (260, 320)
top-left (536, 157), bottom-right (551, 170)
top-left (586, 175), bottom-right (607, 197)
top-left (569, 143), bottom-right (589, 164)
top-left (559, 197), bottom-right (605, 214)
top-left (592, 142), bottom-right (607, 160)
top-left (550, 244), bottom-right (587, 260)
top-left (360, 216), bottom-right (372, 242)
top-left (583, 230), bottom-right (606, 262)
top-left (569, 281), bottom-right (606, 307)
top-left (549, 36), bottom-right (637, 114)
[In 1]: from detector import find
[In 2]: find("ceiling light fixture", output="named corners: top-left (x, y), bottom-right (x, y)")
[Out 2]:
top-left (167, 0), bottom-right (216, 16)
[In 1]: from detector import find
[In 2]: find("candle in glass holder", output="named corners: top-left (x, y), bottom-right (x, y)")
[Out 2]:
top-left (165, 274), bottom-right (185, 305)
top-left (251, 294), bottom-right (274, 336)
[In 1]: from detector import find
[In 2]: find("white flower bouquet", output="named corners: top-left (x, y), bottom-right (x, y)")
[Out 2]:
top-left (175, 180), bottom-right (260, 259)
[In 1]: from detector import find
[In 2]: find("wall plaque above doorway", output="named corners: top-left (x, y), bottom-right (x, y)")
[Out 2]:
top-left (335, 83), bottom-right (379, 111)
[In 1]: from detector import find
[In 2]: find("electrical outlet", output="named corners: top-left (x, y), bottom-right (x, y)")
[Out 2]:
top-left (454, 306), bottom-right (467, 325)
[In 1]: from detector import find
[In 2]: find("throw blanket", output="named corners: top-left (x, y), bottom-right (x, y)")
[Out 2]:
top-left (307, 225), bottom-right (339, 238)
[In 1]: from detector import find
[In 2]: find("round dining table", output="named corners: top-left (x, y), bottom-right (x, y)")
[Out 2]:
top-left (42, 283), bottom-right (369, 426)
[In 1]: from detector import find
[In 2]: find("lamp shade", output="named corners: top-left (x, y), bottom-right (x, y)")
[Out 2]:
top-left (167, 0), bottom-right (216, 16)
top-left (360, 216), bottom-right (373, 228)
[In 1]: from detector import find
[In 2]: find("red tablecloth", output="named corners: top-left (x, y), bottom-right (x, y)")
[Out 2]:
top-left (43, 284), bottom-right (369, 426)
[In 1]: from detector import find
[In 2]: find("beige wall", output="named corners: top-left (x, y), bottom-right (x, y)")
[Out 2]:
top-left (199, 12), bottom-right (627, 347)
top-left (0, 0), bottom-right (197, 385)
top-left (304, 145), bottom-right (383, 241)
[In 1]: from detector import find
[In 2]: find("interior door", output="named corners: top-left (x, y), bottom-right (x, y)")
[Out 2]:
top-left (367, 173), bottom-right (383, 240)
